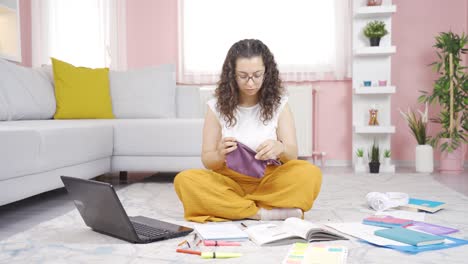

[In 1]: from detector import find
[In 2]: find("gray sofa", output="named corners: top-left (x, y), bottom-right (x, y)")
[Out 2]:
top-left (0, 58), bottom-right (204, 206)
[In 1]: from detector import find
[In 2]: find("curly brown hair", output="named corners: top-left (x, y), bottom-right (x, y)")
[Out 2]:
top-left (215, 39), bottom-right (284, 127)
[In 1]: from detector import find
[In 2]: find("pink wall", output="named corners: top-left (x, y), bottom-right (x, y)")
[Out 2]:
top-left (126, 0), bottom-right (178, 69)
top-left (392, 0), bottom-right (468, 161)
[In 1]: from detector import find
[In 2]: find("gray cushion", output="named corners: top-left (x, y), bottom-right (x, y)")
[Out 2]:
top-left (109, 64), bottom-right (176, 118)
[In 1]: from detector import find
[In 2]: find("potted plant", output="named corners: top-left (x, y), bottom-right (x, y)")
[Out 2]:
top-left (363, 21), bottom-right (388, 47)
top-left (400, 103), bottom-right (434, 173)
top-left (368, 141), bottom-right (380, 173)
top-left (419, 31), bottom-right (467, 174)
top-left (356, 148), bottom-right (365, 167)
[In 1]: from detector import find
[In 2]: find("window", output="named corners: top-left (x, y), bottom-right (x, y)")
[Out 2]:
top-left (179, 0), bottom-right (350, 84)
top-left (32, 0), bottom-right (126, 69)
top-left (0, 0), bottom-right (22, 62)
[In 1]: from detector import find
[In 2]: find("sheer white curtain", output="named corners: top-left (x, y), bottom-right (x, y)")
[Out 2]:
top-left (178, 0), bottom-right (351, 84)
top-left (32, 0), bottom-right (127, 69)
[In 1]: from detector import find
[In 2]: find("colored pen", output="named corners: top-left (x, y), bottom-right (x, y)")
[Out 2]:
top-left (177, 240), bottom-right (187, 247)
top-left (201, 252), bottom-right (242, 259)
top-left (203, 240), bottom-right (241, 246)
top-left (176, 248), bottom-right (201, 255)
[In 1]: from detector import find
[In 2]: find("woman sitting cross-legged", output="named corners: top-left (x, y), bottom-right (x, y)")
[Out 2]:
top-left (174, 39), bottom-right (322, 223)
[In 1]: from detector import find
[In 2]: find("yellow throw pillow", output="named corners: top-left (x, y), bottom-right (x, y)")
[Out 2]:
top-left (51, 58), bottom-right (114, 119)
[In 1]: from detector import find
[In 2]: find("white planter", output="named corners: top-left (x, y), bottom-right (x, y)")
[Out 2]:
top-left (415, 145), bottom-right (434, 173)
top-left (356, 157), bottom-right (365, 166)
top-left (355, 157), bottom-right (366, 173)
top-left (383, 157), bottom-right (391, 167)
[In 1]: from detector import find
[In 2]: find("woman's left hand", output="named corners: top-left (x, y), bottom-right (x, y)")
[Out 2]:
top-left (255, 139), bottom-right (284, 160)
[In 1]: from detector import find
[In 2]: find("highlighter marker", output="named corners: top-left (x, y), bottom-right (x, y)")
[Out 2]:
top-left (176, 249), bottom-right (201, 256)
top-left (201, 252), bottom-right (242, 259)
top-left (203, 240), bottom-right (241, 246)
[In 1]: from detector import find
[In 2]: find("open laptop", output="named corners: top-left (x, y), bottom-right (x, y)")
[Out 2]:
top-left (61, 176), bottom-right (193, 243)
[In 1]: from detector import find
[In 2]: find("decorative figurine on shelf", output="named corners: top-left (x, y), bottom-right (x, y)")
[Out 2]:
top-left (367, 0), bottom-right (382, 6)
top-left (368, 105), bottom-right (379, 126)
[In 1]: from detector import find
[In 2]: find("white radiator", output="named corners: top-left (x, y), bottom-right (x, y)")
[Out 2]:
top-left (199, 85), bottom-right (313, 157)
top-left (286, 85), bottom-right (313, 157)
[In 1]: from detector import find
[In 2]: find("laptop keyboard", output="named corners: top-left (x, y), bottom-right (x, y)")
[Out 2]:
top-left (132, 222), bottom-right (171, 239)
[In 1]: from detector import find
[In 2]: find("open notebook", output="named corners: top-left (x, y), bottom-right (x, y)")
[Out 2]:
top-left (193, 222), bottom-right (249, 241)
top-left (245, 217), bottom-right (348, 246)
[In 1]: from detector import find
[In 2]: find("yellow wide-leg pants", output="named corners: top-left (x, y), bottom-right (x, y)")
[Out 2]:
top-left (174, 160), bottom-right (322, 223)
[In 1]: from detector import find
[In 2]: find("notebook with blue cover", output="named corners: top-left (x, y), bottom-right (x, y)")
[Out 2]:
top-left (399, 198), bottom-right (445, 213)
top-left (374, 227), bottom-right (445, 246)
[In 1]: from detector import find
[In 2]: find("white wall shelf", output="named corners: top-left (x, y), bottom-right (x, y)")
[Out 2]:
top-left (355, 5), bottom-right (396, 17)
top-left (354, 46), bottom-right (396, 56)
top-left (354, 86), bottom-right (396, 94)
top-left (354, 126), bottom-right (395, 134)
top-left (352, 0), bottom-right (396, 174)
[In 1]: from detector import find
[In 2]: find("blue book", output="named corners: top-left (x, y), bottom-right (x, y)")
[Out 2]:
top-left (374, 227), bottom-right (445, 246)
top-left (401, 198), bottom-right (445, 213)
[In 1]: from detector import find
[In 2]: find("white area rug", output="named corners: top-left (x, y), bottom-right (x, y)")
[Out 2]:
top-left (1, 172), bottom-right (468, 264)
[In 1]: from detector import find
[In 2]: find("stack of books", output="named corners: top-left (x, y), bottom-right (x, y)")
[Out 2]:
top-left (361, 198), bottom-right (458, 248)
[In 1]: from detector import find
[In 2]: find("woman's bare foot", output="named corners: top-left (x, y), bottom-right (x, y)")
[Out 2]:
top-left (248, 208), bottom-right (303, 220)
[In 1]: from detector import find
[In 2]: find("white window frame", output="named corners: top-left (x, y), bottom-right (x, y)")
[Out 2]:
top-left (178, 0), bottom-right (351, 84)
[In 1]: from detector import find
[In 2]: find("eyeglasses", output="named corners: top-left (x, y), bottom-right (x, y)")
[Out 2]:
top-left (236, 71), bottom-right (265, 84)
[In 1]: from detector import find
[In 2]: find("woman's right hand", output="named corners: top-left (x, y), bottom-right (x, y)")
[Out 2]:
top-left (217, 137), bottom-right (237, 159)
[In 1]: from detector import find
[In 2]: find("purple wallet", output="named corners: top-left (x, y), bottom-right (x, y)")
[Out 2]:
top-left (226, 141), bottom-right (281, 178)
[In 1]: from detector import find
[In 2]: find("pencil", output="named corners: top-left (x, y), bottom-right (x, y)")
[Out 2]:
top-left (177, 240), bottom-right (187, 247)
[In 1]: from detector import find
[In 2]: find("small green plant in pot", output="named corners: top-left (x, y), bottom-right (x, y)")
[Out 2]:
top-left (383, 149), bottom-right (391, 167)
top-left (399, 103), bottom-right (433, 173)
top-left (356, 148), bottom-right (365, 167)
top-left (383, 149), bottom-right (391, 158)
top-left (399, 103), bottom-right (429, 146)
top-left (356, 148), bottom-right (364, 158)
top-left (363, 21), bottom-right (388, 46)
top-left (368, 141), bottom-right (380, 173)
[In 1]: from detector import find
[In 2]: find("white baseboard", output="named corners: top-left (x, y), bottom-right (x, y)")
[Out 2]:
top-left (392, 160), bottom-right (468, 168)
top-left (300, 158), bottom-right (468, 168)
top-left (300, 158), bottom-right (352, 167)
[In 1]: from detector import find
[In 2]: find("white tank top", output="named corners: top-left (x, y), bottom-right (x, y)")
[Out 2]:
top-left (207, 96), bottom-right (288, 151)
